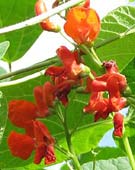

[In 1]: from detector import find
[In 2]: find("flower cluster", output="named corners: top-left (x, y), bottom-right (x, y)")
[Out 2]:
top-left (83, 61), bottom-right (126, 137)
top-left (7, 0), bottom-right (127, 166)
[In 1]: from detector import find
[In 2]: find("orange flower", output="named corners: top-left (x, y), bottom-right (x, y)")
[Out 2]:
top-left (64, 6), bottom-right (100, 44)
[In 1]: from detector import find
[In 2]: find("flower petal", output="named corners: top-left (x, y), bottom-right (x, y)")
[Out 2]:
top-left (8, 131), bottom-right (34, 160)
top-left (8, 100), bottom-right (37, 128)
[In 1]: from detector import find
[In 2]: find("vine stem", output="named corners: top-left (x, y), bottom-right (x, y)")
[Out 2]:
top-left (0, 0), bottom-right (85, 34)
top-left (58, 105), bottom-right (82, 170)
top-left (64, 123), bottom-right (82, 170)
top-left (0, 57), bottom-right (58, 81)
top-left (122, 135), bottom-right (135, 170)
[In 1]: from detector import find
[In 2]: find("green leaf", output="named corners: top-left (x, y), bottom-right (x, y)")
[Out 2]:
top-left (0, 0), bottom-right (42, 63)
top-left (0, 41), bottom-right (10, 60)
top-left (82, 157), bottom-right (131, 170)
top-left (95, 6), bottom-right (135, 71)
top-left (72, 122), bottom-right (112, 155)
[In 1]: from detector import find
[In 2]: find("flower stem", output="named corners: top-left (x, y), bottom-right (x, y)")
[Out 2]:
top-left (79, 44), bottom-right (103, 75)
top-left (122, 135), bottom-right (135, 170)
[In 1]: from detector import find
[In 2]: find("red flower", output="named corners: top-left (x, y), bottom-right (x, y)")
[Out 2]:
top-left (113, 112), bottom-right (124, 137)
top-left (35, 0), bottom-right (59, 32)
top-left (46, 46), bottom-right (84, 81)
top-left (84, 61), bottom-right (127, 121)
top-left (83, 92), bottom-right (110, 121)
top-left (64, 6), bottom-right (100, 44)
top-left (7, 131), bottom-right (34, 160)
top-left (34, 82), bottom-right (55, 117)
top-left (8, 100), bottom-right (37, 128)
top-left (7, 121), bottom-right (56, 165)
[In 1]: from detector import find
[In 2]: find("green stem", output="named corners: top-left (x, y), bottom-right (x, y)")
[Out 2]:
top-left (122, 135), bottom-right (135, 170)
top-left (93, 157), bottom-right (96, 170)
top-left (0, 57), bottom-right (59, 80)
top-left (63, 110), bottom-right (82, 170)
top-left (79, 44), bottom-right (103, 74)
top-left (60, 31), bottom-right (75, 46)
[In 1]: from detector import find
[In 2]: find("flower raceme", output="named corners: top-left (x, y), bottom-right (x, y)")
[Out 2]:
top-left (35, 0), bottom-right (59, 32)
top-left (64, 5), bottom-right (100, 44)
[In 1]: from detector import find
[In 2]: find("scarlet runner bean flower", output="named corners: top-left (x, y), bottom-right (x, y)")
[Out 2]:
top-left (84, 61), bottom-right (127, 121)
top-left (46, 46), bottom-right (85, 81)
top-left (113, 112), bottom-right (124, 137)
top-left (8, 120), bottom-right (56, 165)
top-left (35, 0), bottom-right (59, 32)
top-left (64, 4), bottom-right (100, 44)
top-left (45, 46), bottom-right (91, 105)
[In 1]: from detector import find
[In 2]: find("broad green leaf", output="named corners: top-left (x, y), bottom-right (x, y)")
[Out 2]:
top-left (95, 6), bottom-right (135, 71)
top-left (0, 41), bottom-right (10, 60)
top-left (0, 91), bottom-right (8, 144)
top-left (82, 157), bottom-right (131, 170)
top-left (0, 0), bottom-right (42, 63)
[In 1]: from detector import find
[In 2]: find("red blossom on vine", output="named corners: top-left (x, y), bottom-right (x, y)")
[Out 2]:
top-left (46, 46), bottom-right (84, 81)
top-left (7, 120), bottom-right (56, 165)
top-left (84, 61), bottom-right (127, 121)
